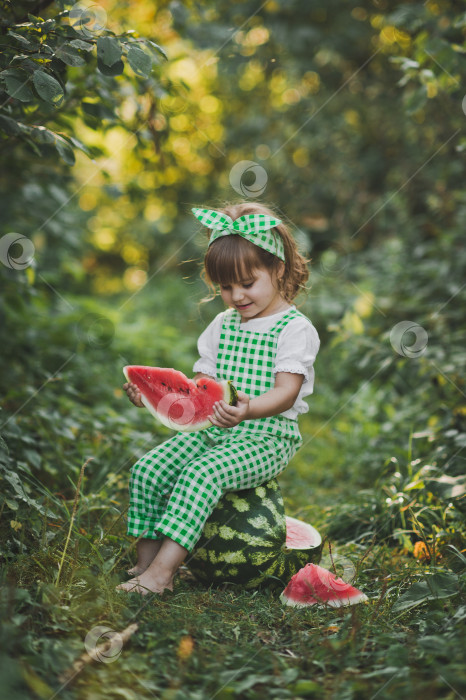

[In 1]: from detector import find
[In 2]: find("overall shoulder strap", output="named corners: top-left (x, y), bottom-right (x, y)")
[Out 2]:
top-left (220, 308), bottom-right (240, 330)
top-left (269, 307), bottom-right (302, 334)
top-left (270, 307), bottom-right (314, 335)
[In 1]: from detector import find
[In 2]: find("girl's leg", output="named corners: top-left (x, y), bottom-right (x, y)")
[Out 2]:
top-left (156, 434), bottom-right (294, 552)
top-left (127, 539), bottom-right (162, 576)
top-left (121, 435), bottom-right (294, 593)
top-left (126, 431), bottom-right (208, 573)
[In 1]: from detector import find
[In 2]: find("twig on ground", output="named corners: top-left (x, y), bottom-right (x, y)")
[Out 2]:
top-left (58, 623), bottom-right (139, 684)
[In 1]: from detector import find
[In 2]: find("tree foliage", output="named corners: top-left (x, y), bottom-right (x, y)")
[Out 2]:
top-left (0, 0), bottom-right (166, 164)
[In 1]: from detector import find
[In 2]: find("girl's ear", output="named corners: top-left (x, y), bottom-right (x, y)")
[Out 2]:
top-left (277, 261), bottom-right (285, 280)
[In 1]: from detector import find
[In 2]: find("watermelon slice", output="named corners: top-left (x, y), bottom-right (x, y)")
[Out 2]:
top-left (123, 366), bottom-right (238, 432)
top-left (285, 516), bottom-right (321, 550)
top-left (280, 562), bottom-right (368, 608)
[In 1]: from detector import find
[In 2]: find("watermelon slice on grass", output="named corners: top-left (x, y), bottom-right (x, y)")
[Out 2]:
top-left (123, 365), bottom-right (238, 432)
top-left (280, 562), bottom-right (368, 608)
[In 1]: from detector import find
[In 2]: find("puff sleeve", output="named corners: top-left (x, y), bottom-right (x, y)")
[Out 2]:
top-left (274, 318), bottom-right (320, 387)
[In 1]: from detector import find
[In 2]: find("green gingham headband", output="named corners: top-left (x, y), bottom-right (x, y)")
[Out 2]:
top-left (191, 208), bottom-right (285, 262)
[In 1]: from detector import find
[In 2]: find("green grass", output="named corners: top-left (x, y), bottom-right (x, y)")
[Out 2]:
top-left (2, 402), bottom-right (464, 700)
top-left (1, 277), bottom-right (464, 700)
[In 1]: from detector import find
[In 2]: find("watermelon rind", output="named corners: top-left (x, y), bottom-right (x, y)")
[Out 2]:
top-left (280, 590), bottom-right (368, 608)
top-left (123, 366), bottom-right (237, 432)
top-left (187, 479), bottom-right (322, 589)
top-left (227, 380), bottom-right (238, 407)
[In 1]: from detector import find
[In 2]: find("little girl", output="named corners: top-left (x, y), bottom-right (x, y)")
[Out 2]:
top-left (118, 201), bottom-right (320, 595)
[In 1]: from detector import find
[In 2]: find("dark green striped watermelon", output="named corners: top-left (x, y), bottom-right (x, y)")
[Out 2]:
top-left (187, 479), bottom-right (322, 589)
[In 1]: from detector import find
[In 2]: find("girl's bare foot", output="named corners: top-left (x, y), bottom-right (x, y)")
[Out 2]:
top-left (118, 537), bottom-right (187, 596)
top-left (117, 570), bottom-right (173, 595)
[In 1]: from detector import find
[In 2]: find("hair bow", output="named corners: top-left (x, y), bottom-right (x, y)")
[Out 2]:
top-left (191, 208), bottom-right (285, 262)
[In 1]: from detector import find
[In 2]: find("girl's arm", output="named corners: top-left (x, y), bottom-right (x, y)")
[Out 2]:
top-left (193, 372), bottom-right (216, 381)
top-left (208, 372), bottom-right (304, 428)
top-left (247, 372), bottom-right (304, 418)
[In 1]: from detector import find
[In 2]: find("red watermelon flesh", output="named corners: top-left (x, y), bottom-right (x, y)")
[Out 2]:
top-left (285, 516), bottom-right (321, 550)
top-left (280, 562), bottom-right (368, 608)
top-left (123, 366), bottom-right (237, 432)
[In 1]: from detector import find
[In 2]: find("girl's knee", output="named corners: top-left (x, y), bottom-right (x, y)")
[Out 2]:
top-left (130, 453), bottom-right (168, 492)
top-left (179, 463), bottom-right (223, 492)
top-left (131, 441), bottom-right (178, 476)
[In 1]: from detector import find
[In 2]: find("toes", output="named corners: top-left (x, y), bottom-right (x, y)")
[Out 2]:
top-left (116, 580), bottom-right (143, 594)
top-left (116, 576), bottom-right (172, 595)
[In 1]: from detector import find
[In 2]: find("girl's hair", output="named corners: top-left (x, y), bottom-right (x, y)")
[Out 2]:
top-left (202, 201), bottom-right (310, 303)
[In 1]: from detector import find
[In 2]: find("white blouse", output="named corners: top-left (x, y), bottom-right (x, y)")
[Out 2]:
top-left (192, 306), bottom-right (320, 419)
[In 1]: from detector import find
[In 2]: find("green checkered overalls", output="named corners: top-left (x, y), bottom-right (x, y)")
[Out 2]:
top-left (127, 307), bottom-right (306, 552)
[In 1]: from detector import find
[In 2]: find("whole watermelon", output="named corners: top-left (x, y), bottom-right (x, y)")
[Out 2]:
top-left (186, 479), bottom-right (322, 589)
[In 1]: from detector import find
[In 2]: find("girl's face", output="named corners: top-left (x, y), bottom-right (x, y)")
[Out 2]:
top-left (219, 264), bottom-right (287, 321)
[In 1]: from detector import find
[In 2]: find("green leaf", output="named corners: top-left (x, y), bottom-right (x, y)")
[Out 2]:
top-left (32, 70), bottom-right (64, 106)
top-left (1, 469), bottom-right (28, 500)
top-left (68, 135), bottom-right (92, 156)
top-left (55, 136), bottom-right (76, 166)
top-left (69, 39), bottom-right (94, 52)
top-left (146, 39), bottom-right (168, 60)
top-left (30, 125), bottom-right (56, 145)
top-left (404, 85), bottom-right (428, 115)
top-left (97, 36), bottom-right (122, 67)
top-left (235, 675), bottom-right (276, 694)
top-left (27, 16), bottom-right (56, 31)
top-left (23, 136), bottom-right (43, 157)
top-left (1, 70), bottom-right (33, 102)
top-left (4, 498), bottom-right (19, 510)
top-left (97, 58), bottom-right (124, 77)
top-left (289, 680), bottom-right (322, 696)
top-left (55, 45), bottom-right (86, 67)
top-left (127, 46), bottom-right (152, 77)
top-left (0, 114), bottom-right (21, 135)
top-left (392, 572), bottom-right (461, 613)
top-left (7, 31), bottom-right (36, 48)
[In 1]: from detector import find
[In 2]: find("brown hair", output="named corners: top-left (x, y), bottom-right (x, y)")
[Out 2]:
top-left (200, 201), bottom-right (310, 303)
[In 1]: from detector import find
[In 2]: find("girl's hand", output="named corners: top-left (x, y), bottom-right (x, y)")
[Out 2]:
top-left (123, 382), bottom-right (144, 408)
top-left (208, 391), bottom-right (250, 428)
